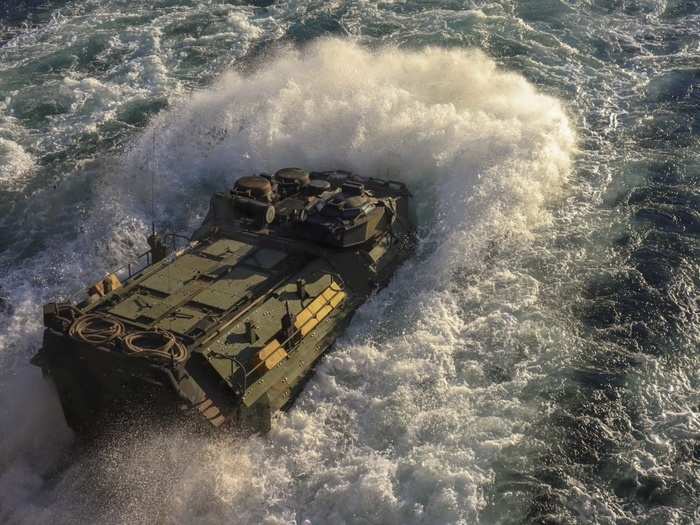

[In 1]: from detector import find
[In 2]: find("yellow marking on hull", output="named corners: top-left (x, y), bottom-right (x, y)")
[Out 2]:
top-left (330, 291), bottom-right (346, 308)
top-left (264, 347), bottom-right (288, 370)
top-left (258, 339), bottom-right (281, 362)
top-left (294, 281), bottom-right (346, 336)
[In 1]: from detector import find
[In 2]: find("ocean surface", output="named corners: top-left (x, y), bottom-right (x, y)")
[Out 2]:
top-left (0, 1), bottom-right (698, 524)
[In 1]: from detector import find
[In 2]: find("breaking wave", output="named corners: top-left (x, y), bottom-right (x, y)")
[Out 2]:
top-left (127, 38), bottom-right (573, 251)
top-left (1, 39), bottom-right (575, 524)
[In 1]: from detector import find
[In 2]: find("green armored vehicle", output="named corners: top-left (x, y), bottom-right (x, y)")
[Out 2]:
top-left (33, 168), bottom-right (414, 434)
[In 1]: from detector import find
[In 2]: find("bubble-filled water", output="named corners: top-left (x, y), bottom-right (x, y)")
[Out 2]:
top-left (0, 2), bottom-right (698, 524)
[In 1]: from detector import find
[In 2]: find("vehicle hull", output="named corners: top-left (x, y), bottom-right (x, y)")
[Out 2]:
top-left (33, 170), bottom-right (415, 435)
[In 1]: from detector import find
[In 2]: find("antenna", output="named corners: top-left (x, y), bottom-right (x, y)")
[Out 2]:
top-left (146, 124), bottom-right (167, 265)
top-left (151, 126), bottom-right (157, 235)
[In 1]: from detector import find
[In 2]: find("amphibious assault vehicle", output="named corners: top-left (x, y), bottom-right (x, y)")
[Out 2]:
top-left (33, 168), bottom-right (414, 434)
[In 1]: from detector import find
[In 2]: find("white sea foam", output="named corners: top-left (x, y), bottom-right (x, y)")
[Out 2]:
top-left (0, 138), bottom-right (35, 190)
top-left (0, 0), bottom-right (696, 520)
top-left (0, 21), bottom-right (579, 521)
top-left (1, 38), bottom-right (576, 524)
top-left (98, 39), bottom-right (574, 524)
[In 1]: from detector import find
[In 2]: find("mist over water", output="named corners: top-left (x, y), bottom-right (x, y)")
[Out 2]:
top-left (1, 1), bottom-right (698, 524)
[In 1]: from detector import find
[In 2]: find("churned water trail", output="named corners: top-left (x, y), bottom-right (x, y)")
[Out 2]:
top-left (0, 1), bottom-right (698, 524)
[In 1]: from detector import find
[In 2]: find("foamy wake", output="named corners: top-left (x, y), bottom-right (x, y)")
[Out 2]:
top-left (2, 39), bottom-right (575, 524)
top-left (0, 138), bottom-right (35, 191)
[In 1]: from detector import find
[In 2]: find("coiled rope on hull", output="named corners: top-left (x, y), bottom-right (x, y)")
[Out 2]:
top-left (69, 313), bottom-right (125, 344)
top-left (68, 314), bottom-right (189, 365)
top-left (122, 329), bottom-right (189, 365)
